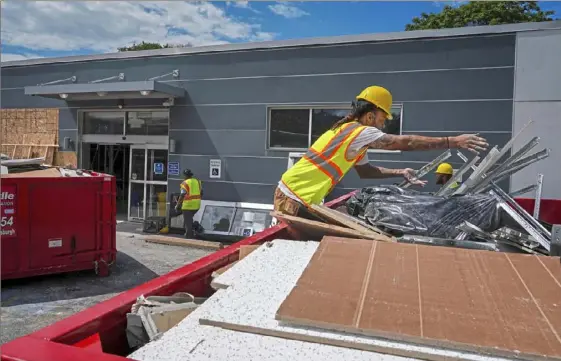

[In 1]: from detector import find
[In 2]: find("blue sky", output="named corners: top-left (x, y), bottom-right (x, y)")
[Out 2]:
top-left (1, 1), bottom-right (560, 62)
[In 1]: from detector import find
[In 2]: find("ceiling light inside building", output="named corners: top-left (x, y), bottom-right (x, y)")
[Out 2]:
top-left (140, 90), bottom-right (152, 96)
top-left (97, 91), bottom-right (108, 97)
top-left (59, 93), bottom-right (69, 99)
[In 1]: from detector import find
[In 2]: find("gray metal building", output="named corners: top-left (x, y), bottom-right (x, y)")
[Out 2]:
top-left (1, 21), bottom-right (560, 229)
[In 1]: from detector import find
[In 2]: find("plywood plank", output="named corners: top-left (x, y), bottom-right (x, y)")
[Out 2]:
top-left (276, 237), bottom-right (561, 360)
top-left (310, 204), bottom-right (395, 243)
top-left (271, 212), bottom-right (375, 240)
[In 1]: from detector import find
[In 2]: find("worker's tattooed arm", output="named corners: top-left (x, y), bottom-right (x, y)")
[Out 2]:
top-left (354, 164), bottom-right (403, 179)
top-left (369, 134), bottom-right (488, 154)
top-left (354, 164), bottom-right (427, 186)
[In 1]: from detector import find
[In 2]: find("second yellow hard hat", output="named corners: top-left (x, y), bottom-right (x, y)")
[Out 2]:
top-left (435, 163), bottom-right (454, 175)
top-left (356, 86), bottom-right (393, 120)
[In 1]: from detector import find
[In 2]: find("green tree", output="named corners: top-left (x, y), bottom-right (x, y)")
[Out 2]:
top-left (118, 41), bottom-right (191, 52)
top-left (405, 1), bottom-right (555, 31)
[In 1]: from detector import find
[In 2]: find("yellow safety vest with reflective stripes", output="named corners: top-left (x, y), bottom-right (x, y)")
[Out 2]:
top-left (180, 178), bottom-right (202, 210)
top-left (450, 181), bottom-right (460, 189)
top-left (281, 122), bottom-right (368, 205)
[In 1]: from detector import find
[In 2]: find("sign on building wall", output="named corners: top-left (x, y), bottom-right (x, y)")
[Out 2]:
top-left (168, 162), bottom-right (180, 176)
top-left (154, 162), bottom-right (164, 175)
top-left (209, 159), bottom-right (222, 179)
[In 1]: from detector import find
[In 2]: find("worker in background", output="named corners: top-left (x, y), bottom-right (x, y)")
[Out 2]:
top-left (274, 85), bottom-right (489, 218)
top-left (175, 169), bottom-right (203, 239)
top-left (435, 163), bottom-right (460, 189)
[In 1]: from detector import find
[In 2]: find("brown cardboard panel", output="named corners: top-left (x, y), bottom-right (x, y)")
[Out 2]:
top-left (358, 242), bottom-right (422, 337)
top-left (277, 237), bottom-right (561, 359)
top-left (507, 254), bottom-right (561, 350)
top-left (277, 237), bottom-right (374, 327)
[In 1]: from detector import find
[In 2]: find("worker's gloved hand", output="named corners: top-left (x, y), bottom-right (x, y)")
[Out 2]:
top-left (401, 168), bottom-right (427, 187)
top-left (453, 134), bottom-right (489, 154)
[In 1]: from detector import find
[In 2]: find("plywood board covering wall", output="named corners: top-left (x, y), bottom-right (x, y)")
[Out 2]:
top-left (0, 108), bottom-right (71, 166)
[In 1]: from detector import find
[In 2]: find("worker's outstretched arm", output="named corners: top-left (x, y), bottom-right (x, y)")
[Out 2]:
top-left (369, 134), bottom-right (488, 154)
top-left (354, 164), bottom-right (426, 186)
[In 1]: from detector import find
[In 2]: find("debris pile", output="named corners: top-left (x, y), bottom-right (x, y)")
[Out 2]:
top-left (272, 120), bottom-right (559, 257)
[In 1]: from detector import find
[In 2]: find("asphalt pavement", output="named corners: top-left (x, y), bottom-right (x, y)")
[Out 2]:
top-left (0, 231), bottom-right (212, 344)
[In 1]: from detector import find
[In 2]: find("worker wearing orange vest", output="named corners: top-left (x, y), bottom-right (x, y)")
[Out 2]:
top-left (175, 169), bottom-right (203, 238)
top-left (435, 163), bottom-right (460, 189)
top-left (274, 85), bottom-right (489, 217)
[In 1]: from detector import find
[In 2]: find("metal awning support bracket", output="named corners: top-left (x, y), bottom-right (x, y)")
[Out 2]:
top-left (148, 69), bottom-right (180, 81)
top-left (89, 73), bottom-right (125, 84)
top-left (37, 75), bottom-right (77, 86)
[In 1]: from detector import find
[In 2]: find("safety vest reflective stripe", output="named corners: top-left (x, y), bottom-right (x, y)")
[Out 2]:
top-left (303, 149), bottom-right (343, 185)
top-left (181, 178), bottom-right (202, 210)
top-left (280, 121), bottom-right (366, 205)
top-left (303, 122), bottom-right (361, 183)
top-left (184, 195), bottom-right (201, 200)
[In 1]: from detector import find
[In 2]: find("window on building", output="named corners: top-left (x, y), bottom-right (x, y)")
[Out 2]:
top-left (268, 105), bottom-right (402, 150)
top-left (126, 111), bottom-right (169, 136)
top-left (268, 109), bottom-right (309, 149)
top-left (82, 110), bottom-right (169, 136)
top-left (83, 112), bottom-right (125, 135)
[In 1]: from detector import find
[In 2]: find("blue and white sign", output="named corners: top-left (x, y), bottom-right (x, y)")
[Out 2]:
top-left (168, 162), bottom-right (180, 176)
top-left (154, 162), bottom-right (164, 175)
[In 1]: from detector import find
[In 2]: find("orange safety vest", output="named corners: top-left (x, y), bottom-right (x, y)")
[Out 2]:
top-left (281, 121), bottom-right (367, 205)
top-left (180, 178), bottom-right (202, 210)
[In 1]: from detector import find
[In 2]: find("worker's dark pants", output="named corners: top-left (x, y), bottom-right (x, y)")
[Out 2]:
top-left (182, 210), bottom-right (197, 238)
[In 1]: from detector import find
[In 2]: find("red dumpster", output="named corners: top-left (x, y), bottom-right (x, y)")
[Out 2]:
top-left (0, 191), bottom-right (556, 361)
top-left (1, 171), bottom-right (117, 280)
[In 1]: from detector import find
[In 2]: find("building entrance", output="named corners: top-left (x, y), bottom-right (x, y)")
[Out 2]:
top-left (78, 110), bottom-right (170, 222)
top-left (87, 144), bottom-right (130, 218)
top-left (128, 144), bottom-right (168, 221)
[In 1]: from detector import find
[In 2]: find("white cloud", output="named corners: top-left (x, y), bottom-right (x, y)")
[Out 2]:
top-left (0, 1), bottom-right (276, 54)
top-left (268, 2), bottom-right (309, 19)
top-left (227, 1), bottom-right (249, 8)
top-left (1, 52), bottom-right (43, 62)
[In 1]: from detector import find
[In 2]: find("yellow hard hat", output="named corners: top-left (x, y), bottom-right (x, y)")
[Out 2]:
top-left (435, 163), bottom-right (453, 175)
top-left (356, 86), bottom-right (393, 120)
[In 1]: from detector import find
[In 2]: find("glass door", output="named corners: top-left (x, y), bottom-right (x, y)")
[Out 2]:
top-left (128, 144), bottom-right (168, 221)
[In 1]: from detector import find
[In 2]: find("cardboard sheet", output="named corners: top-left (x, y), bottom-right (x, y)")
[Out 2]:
top-left (276, 237), bottom-right (561, 360)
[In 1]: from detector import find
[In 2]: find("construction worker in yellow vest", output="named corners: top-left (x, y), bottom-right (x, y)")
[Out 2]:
top-left (274, 85), bottom-right (489, 217)
top-left (175, 169), bottom-right (202, 238)
top-left (435, 162), bottom-right (460, 190)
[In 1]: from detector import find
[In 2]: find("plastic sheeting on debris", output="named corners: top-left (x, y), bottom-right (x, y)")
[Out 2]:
top-left (346, 185), bottom-right (501, 239)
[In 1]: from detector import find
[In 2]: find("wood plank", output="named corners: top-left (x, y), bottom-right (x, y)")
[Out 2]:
top-left (271, 212), bottom-right (378, 241)
top-left (276, 237), bottom-right (561, 360)
top-left (239, 245), bottom-right (261, 260)
top-left (310, 204), bottom-right (395, 243)
top-left (144, 235), bottom-right (223, 250)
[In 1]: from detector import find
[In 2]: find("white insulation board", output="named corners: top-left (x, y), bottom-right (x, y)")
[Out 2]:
top-left (198, 241), bottom-right (510, 361)
top-left (130, 239), bottom-right (406, 361)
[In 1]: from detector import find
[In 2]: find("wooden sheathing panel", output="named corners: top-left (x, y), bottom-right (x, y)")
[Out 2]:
top-left (277, 236), bottom-right (561, 360)
top-left (0, 108), bottom-right (61, 165)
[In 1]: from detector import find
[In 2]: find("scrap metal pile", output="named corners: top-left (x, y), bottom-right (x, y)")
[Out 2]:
top-left (271, 120), bottom-right (559, 257)
top-left (347, 120), bottom-right (559, 256)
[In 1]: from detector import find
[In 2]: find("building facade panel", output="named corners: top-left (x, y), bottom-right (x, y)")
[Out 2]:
top-left (168, 154), bottom-right (287, 186)
top-left (1, 28), bottom-right (523, 210)
top-left (0, 34), bottom-right (515, 90)
top-left (512, 29), bottom-right (561, 200)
